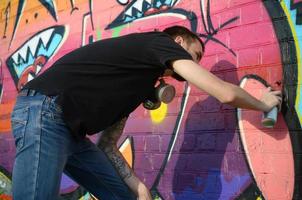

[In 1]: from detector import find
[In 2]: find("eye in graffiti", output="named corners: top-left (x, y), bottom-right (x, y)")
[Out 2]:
top-left (107, 0), bottom-right (180, 29)
top-left (117, 0), bottom-right (130, 5)
top-left (6, 26), bottom-right (66, 90)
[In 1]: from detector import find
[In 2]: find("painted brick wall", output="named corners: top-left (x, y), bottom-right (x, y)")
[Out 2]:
top-left (0, 0), bottom-right (302, 199)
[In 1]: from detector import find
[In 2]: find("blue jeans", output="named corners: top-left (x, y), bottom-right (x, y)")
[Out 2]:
top-left (11, 90), bottom-right (136, 200)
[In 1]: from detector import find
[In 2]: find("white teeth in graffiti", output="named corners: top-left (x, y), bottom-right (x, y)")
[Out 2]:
top-left (125, 0), bottom-right (153, 17)
top-left (12, 45), bottom-right (27, 64)
top-left (36, 65), bottom-right (42, 74)
top-left (124, 0), bottom-right (178, 18)
top-left (28, 73), bottom-right (34, 82)
top-left (133, 0), bottom-right (144, 12)
top-left (11, 28), bottom-right (55, 64)
top-left (40, 29), bottom-right (54, 47)
top-left (125, 0), bottom-right (144, 16)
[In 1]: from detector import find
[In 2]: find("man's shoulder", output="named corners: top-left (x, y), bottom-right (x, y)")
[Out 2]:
top-left (121, 31), bottom-right (171, 41)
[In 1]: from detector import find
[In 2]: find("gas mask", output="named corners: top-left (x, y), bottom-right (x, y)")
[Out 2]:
top-left (143, 79), bottom-right (176, 110)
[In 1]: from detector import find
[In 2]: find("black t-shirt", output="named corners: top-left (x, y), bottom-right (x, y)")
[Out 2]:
top-left (24, 31), bottom-right (192, 139)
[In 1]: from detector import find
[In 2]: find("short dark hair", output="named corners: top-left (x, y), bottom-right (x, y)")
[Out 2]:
top-left (163, 26), bottom-right (205, 53)
top-left (163, 26), bottom-right (205, 82)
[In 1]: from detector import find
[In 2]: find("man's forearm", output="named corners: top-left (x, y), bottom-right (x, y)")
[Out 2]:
top-left (97, 117), bottom-right (145, 196)
top-left (98, 141), bottom-right (144, 196)
top-left (227, 83), bottom-right (271, 112)
top-left (172, 60), bottom-right (277, 112)
top-left (98, 142), bottom-right (133, 179)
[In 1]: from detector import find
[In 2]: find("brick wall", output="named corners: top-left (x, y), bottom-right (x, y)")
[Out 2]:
top-left (0, 0), bottom-right (301, 199)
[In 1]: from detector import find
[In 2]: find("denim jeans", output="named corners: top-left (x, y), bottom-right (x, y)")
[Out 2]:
top-left (11, 90), bottom-right (136, 200)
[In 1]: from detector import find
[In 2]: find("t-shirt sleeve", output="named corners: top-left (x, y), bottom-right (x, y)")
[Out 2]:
top-left (145, 33), bottom-right (193, 68)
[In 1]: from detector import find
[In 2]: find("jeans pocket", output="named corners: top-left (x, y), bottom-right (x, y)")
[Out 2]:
top-left (49, 96), bottom-right (63, 114)
top-left (42, 96), bottom-right (65, 125)
top-left (11, 107), bottom-right (29, 151)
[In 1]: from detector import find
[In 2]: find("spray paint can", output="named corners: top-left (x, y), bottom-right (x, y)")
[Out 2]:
top-left (262, 107), bottom-right (278, 128)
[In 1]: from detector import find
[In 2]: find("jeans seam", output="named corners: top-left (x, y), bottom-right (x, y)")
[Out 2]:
top-left (70, 154), bottom-right (120, 200)
top-left (33, 96), bottom-right (47, 200)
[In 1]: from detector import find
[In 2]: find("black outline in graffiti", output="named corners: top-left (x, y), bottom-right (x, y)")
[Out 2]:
top-left (89, 0), bottom-right (95, 30)
top-left (69, 0), bottom-right (79, 14)
top-left (264, 0), bottom-right (302, 198)
top-left (38, 0), bottom-right (58, 21)
top-left (3, 2), bottom-right (11, 39)
top-left (198, 0), bottom-right (238, 56)
top-left (9, 0), bottom-right (26, 49)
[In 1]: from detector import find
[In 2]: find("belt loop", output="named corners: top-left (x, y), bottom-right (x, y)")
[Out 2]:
top-left (19, 89), bottom-right (38, 96)
top-left (28, 89), bottom-right (37, 96)
top-left (26, 89), bottom-right (30, 96)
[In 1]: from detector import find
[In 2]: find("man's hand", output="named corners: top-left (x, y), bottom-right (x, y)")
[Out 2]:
top-left (137, 182), bottom-right (152, 200)
top-left (260, 87), bottom-right (283, 112)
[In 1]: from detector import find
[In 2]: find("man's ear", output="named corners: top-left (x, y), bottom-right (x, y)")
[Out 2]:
top-left (174, 36), bottom-right (185, 46)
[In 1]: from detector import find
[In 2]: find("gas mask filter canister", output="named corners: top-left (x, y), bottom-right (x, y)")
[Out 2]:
top-left (143, 79), bottom-right (176, 110)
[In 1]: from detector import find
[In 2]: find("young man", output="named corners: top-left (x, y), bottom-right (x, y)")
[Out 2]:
top-left (11, 26), bottom-right (282, 200)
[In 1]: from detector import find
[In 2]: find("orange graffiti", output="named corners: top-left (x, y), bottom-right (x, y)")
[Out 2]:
top-left (0, 101), bottom-right (15, 132)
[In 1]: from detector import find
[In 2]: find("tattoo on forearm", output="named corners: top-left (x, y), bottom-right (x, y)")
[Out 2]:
top-left (101, 144), bottom-right (133, 180)
top-left (97, 117), bottom-right (133, 180)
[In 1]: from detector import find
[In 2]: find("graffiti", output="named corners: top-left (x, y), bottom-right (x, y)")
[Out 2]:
top-left (237, 75), bottom-right (294, 199)
top-left (0, 166), bottom-right (12, 197)
top-left (278, 0), bottom-right (302, 127)
top-left (263, 1), bottom-right (302, 198)
top-left (9, 0), bottom-right (26, 48)
top-left (6, 26), bottom-right (67, 90)
top-left (117, 0), bottom-right (130, 5)
top-left (291, 0), bottom-right (302, 24)
top-left (107, 0), bottom-right (181, 29)
top-left (69, 0), bottom-right (79, 14)
top-left (150, 82), bottom-right (191, 199)
top-left (0, 0), bottom-right (302, 199)
top-left (39, 0), bottom-right (58, 21)
top-left (3, 2), bottom-right (10, 39)
top-left (0, 59), bottom-right (2, 102)
top-left (199, 0), bottom-right (238, 56)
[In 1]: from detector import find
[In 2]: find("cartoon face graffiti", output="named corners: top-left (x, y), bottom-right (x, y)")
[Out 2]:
top-left (6, 26), bottom-right (66, 91)
top-left (0, 0), bottom-right (301, 199)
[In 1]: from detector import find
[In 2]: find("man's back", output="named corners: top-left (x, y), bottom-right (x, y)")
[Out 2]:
top-left (24, 31), bottom-right (192, 138)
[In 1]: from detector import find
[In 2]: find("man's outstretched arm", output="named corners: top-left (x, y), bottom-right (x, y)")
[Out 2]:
top-left (97, 117), bottom-right (152, 200)
top-left (172, 59), bottom-right (282, 112)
